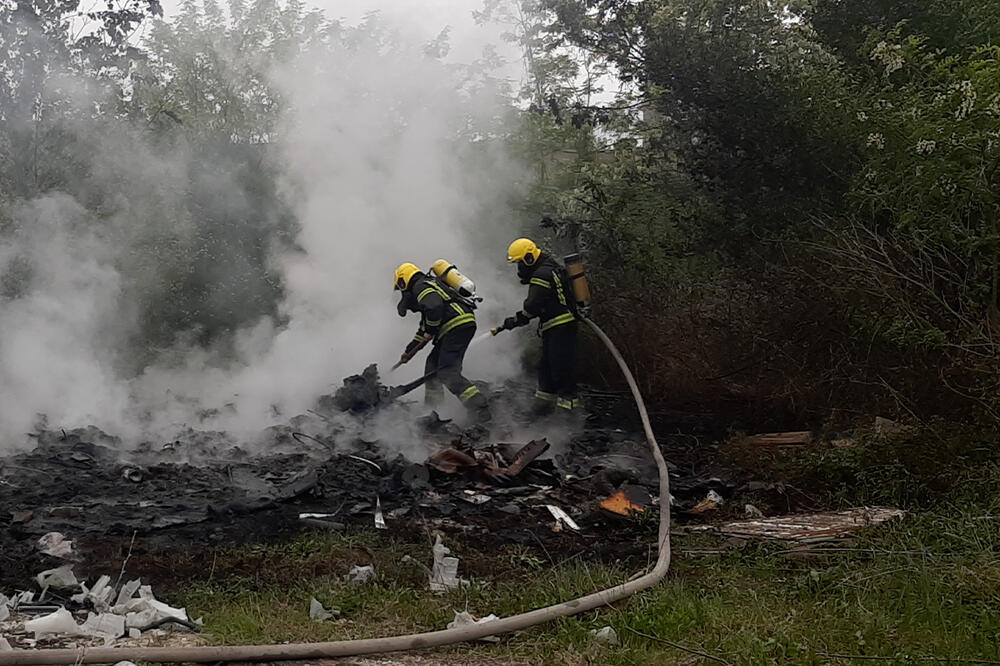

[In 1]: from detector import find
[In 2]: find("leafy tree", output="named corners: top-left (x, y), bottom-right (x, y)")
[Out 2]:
top-left (0, 0), bottom-right (162, 198)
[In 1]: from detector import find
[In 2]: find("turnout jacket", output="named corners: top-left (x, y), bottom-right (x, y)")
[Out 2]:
top-left (402, 275), bottom-right (475, 353)
top-left (514, 254), bottom-right (576, 333)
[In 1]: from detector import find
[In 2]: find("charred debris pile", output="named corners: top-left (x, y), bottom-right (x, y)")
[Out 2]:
top-left (0, 365), bottom-right (742, 586)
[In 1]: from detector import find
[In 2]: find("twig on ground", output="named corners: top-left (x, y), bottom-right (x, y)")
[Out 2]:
top-left (623, 626), bottom-right (732, 665)
top-left (139, 616), bottom-right (201, 633)
top-left (113, 530), bottom-right (138, 592)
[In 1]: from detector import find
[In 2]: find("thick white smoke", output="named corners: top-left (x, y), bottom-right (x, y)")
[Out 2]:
top-left (0, 6), bottom-right (530, 450)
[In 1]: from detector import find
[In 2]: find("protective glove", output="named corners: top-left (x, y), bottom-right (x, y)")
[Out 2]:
top-left (502, 316), bottom-right (520, 331)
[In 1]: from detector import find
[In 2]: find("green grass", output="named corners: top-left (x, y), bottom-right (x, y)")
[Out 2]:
top-left (176, 509), bottom-right (1000, 665)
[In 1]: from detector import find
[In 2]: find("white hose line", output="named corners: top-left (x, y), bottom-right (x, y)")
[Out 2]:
top-left (0, 317), bottom-right (671, 665)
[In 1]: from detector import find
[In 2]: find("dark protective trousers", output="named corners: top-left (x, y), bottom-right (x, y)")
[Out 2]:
top-left (537, 322), bottom-right (578, 408)
top-left (424, 323), bottom-right (486, 409)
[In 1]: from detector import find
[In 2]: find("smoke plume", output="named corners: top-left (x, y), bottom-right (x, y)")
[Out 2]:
top-left (0, 5), bottom-right (529, 451)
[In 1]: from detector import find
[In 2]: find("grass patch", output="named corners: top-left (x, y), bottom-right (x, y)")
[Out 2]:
top-left (729, 420), bottom-right (1000, 510)
top-left (177, 508), bottom-right (1000, 665)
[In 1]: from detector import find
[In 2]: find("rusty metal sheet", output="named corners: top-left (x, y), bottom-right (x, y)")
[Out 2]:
top-left (503, 439), bottom-right (550, 476)
top-left (427, 449), bottom-right (478, 474)
top-left (693, 507), bottom-right (905, 542)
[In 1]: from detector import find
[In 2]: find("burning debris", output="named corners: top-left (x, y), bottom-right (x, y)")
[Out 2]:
top-left (0, 367), bottom-right (751, 595)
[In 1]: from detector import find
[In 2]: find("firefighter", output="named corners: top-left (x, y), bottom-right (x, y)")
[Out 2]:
top-left (393, 262), bottom-right (492, 423)
top-left (497, 238), bottom-right (581, 414)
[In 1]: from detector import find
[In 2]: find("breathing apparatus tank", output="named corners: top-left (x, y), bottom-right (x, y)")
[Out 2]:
top-left (563, 253), bottom-right (591, 312)
top-left (431, 259), bottom-right (476, 299)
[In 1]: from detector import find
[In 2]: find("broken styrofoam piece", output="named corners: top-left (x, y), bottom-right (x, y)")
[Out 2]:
top-left (37, 532), bottom-right (74, 559)
top-left (24, 608), bottom-right (85, 637)
top-left (309, 598), bottom-right (338, 621)
top-left (347, 565), bottom-right (376, 584)
top-left (72, 574), bottom-right (115, 612)
top-left (115, 579), bottom-right (142, 608)
top-left (446, 611), bottom-right (500, 643)
top-left (9, 591), bottom-right (35, 611)
top-left (590, 626), bottom-right (620, 646)
top-left (80, 612), bottom-right (125, 640)
top-left (127, 628), bottom-right (141, 639)
top-left (298, 512), bottom-right (340, 519)
top-left (429, 535), bottom-right (468, 593)
top-left (112, 586), bottom-right (189, 629)
top-left (121, 599), bottom-right (189, 629)
top-left (36, 565), bottom-right (79, 591)
top-left (545, 505), bottom-right (580, 531)
top-left (0, 637), bottom-right (11, 651)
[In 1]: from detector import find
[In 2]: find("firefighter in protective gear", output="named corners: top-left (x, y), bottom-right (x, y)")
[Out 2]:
top-left (500, 239), bottom-right (580, 414)
top-left (394, 262), bottom-right (492, 422)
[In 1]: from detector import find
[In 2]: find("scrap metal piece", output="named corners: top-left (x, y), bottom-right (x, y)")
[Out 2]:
top-left (503, 439), bottom-right (550, 476)
top-left (461, 491), bottom-right (491, 505)
top-left (427, 448), bottom-right (478, 474)
top-left (695, 507), bottom-right (905, 543)
top-left (120, 467), bottom-right (143, 483)
top-left (347, 455), bottom-right (382, 472)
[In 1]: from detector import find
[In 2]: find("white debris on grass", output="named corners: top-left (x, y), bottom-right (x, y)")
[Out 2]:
top-left (115, 579), bottom-right (142, 607)
top-left (429, 535), bottom-right (468, 593)
top-left (347, 565), bottom-right (376, 584)
top-left (3, 565), bottom-right (195, 649)
top-left (446, 611), bottom-right (500, 643)
top-left (71, 574), bottom-right (114, 612)
top-left (590, 626), bottom-right (620, 646)
top-left (24, 608), bottom-right (85, 638)
top-left (118, 586), bottom-right (189, 629)
top-left (309, 598), bottom-right (339, 621)
top-left (80, 612), bottom-right (126, 644)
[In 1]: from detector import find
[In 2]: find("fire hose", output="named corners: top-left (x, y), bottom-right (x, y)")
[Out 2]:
top-left (0, 317), bottom-right (671, 665)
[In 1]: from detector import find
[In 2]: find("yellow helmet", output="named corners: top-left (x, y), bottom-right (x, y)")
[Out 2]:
top-left (393, 262), bottom-right (421, 290)
top-left (507, 238), bottom-right (540, 265)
